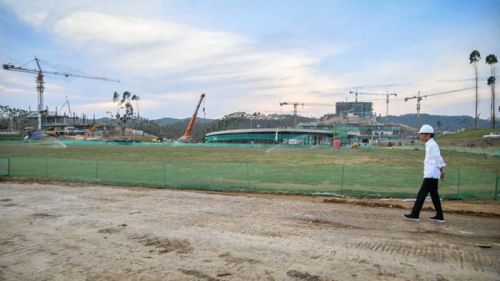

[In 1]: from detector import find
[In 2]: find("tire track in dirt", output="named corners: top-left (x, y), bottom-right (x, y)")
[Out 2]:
top-left (131, 234), bottom-right (193, 254)
top-left (341, 238), bottom-right (499, 272)
top-left (0, 235), bottom-right (47, 259)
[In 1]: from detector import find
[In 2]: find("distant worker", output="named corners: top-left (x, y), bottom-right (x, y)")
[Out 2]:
top-left (24, 131), bottom-right (32, 142)
top-left (404, 124), bottom-right (446, 223)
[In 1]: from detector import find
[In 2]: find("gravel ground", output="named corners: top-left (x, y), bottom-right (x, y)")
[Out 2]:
top-left (0, 182), bottom-right (499, 281)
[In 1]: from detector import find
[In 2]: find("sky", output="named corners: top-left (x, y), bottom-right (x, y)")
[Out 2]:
top-left (0, 0), bottom-right (499, 119)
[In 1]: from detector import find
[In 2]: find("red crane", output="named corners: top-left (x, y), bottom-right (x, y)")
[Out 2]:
top-left (178, 93), bottom-right (206, 142)
top-left (3, 57), bottom-right (119, 131)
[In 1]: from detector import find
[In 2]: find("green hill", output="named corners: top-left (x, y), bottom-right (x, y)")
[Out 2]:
top-left (436, 129), bottom-right (500, 148)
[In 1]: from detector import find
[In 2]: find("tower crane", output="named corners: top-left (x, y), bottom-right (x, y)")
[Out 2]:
top-left (178, 93), bottom-right (206, 142)
top-left (404, 87), bottom-right (475, 128)
top-left (2, 57), bottom-right (119, 131)
top-left (279, 102), bottom-right (335, 127)
top-left (349, 91), bottom-right (398, 116)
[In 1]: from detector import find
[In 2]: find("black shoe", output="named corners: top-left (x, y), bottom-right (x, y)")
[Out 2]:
top-left (429, 215), bottom-right (445, 223)
top-left (403, 214), bottom-right (419, 221)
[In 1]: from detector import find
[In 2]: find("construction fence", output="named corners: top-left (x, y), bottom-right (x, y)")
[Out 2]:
top-left (0, 157), bottom-right (498, 200)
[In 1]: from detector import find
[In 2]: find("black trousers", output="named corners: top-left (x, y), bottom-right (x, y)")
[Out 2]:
top-left (411, 178), bottom-right (443, 218)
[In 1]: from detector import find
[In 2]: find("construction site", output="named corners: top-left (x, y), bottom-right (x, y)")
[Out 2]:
top-left (1, 1), bottom-right (500, 280)
top-left (1, 59), bottom-right (479, 149)
top-left (0, 55), bottom-right (499, 279)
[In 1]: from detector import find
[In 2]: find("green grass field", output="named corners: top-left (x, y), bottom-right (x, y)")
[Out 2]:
top-left (436, 129), bottom-right (500, 152)
top-left (0, 141), bottom-right (498, 199)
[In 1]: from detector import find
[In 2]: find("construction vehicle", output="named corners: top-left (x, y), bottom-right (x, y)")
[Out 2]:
top-left (279, 102), bottom-right (335, 128)
top-left (351, 142), bottom-right (361, 149)
top-left (86, 124), bottom-right (113, 138)
top-left (2, 57), bottom-right (119, 131)
top-left (46, 127), bottom-right (63, 137)
top-left (46, 126), bottom-right (81, 136)
top-left (178, 93), bottom-right (206, 142)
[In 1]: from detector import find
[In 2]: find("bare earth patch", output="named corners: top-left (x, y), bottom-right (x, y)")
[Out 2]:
top-left (0, 182), bottom-right (499, 281)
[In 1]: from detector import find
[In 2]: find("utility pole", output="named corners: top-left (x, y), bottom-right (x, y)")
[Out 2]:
top-left (490, 65), bottom-right (497, 129)
top-left (475, 63), bottom-right (479, 128)
top-left (493, 80), bottom-right (496, 128)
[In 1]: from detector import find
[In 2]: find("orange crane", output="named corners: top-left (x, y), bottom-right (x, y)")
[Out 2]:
top-left (178, 93), bottom-right (206, 142)
top-left (279, 102), bottom-right (335, 127)
top-left (2, 57), bottom-right (119, 131)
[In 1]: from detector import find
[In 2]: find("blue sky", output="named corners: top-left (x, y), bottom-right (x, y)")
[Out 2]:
top-left (0, 0), bottom-right (499, 119)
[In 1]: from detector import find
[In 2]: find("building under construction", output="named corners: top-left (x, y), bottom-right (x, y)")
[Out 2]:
top-left (336, 102), bottom-right (373, 118)
top-left (204, 101), bottom-right (413, 145)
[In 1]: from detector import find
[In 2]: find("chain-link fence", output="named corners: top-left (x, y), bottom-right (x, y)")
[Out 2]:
top-left (1, 157), bottom-right (498, 200)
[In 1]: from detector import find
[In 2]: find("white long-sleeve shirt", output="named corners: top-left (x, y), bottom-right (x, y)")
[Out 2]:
top-left (423, 138), bottom-right (446, 179)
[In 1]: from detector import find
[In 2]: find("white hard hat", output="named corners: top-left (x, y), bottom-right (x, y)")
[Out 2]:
top-left (419, 124), bottom-right (434, 134)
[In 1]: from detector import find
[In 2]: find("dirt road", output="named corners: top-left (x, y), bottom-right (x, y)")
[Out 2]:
top-left (1, 182), bottom-right (499, 281)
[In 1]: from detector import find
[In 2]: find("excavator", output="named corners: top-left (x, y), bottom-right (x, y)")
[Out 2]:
top-left (177, 93), bottom-right (206, 142)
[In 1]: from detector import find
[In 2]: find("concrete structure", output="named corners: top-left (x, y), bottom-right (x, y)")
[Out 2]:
top-left (205, 128), bottom-right (334, 145)
top-left (27, 111), bottom-right (91, 128)
top-left (336, 102), bottom-right (373, 118)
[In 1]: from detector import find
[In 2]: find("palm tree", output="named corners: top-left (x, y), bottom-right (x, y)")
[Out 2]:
top-left (131, 94), bottom-right (140, 119)
top-left (486, 54), bottom-right (497, 128)
top-left (469, 50), bottom-right (481, 128)
top-left (112, 91), bottom-right (140, 135)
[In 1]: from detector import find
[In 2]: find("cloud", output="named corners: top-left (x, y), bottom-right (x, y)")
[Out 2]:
top-left (0, 85), bottom-right (24, 94)
top-left (46, 11), bottom-right (345, 116)
top-left (1, 1), bottom-right (498, 119)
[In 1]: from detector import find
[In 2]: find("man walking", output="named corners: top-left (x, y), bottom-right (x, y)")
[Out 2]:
top-left (404, 124), bottom-right (446, 223)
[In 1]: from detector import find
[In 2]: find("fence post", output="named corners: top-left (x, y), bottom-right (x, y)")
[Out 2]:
top-left (7, 158), bottom-right (10, 177)
top-left (495, 173), bottom-right (499, 201)
top-left (246, 162), bottom-right (250, 189)
top-left (95, 160), bottom-right (99, 183)
top-left (456, 166), bottom-right (461, 195)
top-left (163, 161), bottom-right (167, 188)
top-left (341, 163), bottom-right (345, 191)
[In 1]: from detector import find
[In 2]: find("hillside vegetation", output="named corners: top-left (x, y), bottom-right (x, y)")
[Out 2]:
top-left (437, 129), bottom-right (500, 148)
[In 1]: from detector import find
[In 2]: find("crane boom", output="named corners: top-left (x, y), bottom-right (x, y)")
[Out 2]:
top-left (349, 91), bottom-right (397, 115)
top-left (2, 57), bottom-right (119, 131)
top-left (404, 87), bottom-right (475, 101)
top-left (3, 63), bottom-right (120, 82)
top-left (404, 87), bottom-right (475, 127)
top-left (178, 93), bottom-right (206, 142)
top-left (279, 101), bottom-right (335, 128)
